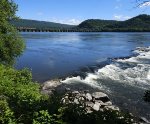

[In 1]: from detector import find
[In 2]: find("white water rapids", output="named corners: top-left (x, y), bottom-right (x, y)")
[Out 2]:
top-left (61, 46), bottom-right (150, 120)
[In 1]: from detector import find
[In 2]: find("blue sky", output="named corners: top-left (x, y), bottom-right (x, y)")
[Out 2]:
top-left (14, 0), bottom-right (150, 25)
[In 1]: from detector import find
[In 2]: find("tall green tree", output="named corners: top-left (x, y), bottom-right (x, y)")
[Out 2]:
top-left (0, 0), bottom-right (25, 65)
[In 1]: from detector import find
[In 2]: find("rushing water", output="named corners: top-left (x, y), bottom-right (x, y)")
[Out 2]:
top-left (16, 32), bottom-right (150, 119)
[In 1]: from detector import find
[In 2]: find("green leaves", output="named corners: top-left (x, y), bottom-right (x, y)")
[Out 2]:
top-left (0, 64), bottom-right (48, 123)
top-left (0, 0), bottom-right (25, 65)
top-left (0, 64), bottom-right (136, 124)
top-left (33, 110), bottom-right (55, 124)
top-left (0, 99), bottom-right (16, 124)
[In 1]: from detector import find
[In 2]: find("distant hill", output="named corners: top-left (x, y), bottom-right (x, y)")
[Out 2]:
top-left (78, 19), bottom-right (119, 29)
top-left (77, 14), bottom-right (150, 31)
top-left (11, 14), bottom-right (150, 32)
top-left (10, 19), bottom-right (75, 30)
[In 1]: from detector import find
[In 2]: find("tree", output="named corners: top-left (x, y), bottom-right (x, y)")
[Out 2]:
top-left (136, 0), bottom-right (150, 7)
top-left (0, 0), bottom-right (25, 65)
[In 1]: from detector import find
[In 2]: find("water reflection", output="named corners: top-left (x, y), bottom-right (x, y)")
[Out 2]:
top-left (16, 32), bottom-right (150, 82)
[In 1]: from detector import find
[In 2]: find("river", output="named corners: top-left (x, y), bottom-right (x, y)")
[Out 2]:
top-left (15, 32), bottom-right (150, 120)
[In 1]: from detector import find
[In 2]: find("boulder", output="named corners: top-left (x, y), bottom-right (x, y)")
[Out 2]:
top-left (85, 93), bottom-right (92, 101)
top-left (42, 80), bottom-right (61, 90)
top-left (101, 101), bottom-right (112, 106)
top-left (140, 117), bottom-right (150, 124)
top-left (72, 91), bottom-right (80, 94)
top-left (92, 102), bottom-right (101, 111)
top-left (74, 98), bottom-right (79, 104)
top-left (42, 79), bottom-right (62, 94)
top-left (86, 101), bottom-right (94, 108)
top-left (105, 105), bottom-right (119, 111)
top-left (92, 92), bottom-right (110, 103)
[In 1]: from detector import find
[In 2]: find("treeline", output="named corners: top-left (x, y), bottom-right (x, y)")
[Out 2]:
top-left (77, 14), bottom-right (150, 32)
top-left (10, 19), bottom-right (75, 29)
top-left (0, 0), bottom-right (149, 123)
top-left (0, 0), bottom-right (137, 123)
top-left (11, 14), bottom-right (150, 32)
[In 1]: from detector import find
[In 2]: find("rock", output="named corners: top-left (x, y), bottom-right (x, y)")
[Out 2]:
top-left (101, 101), bottom-right (112, 106)
top-left (84, 90), bottom-right (89, 94)
top-left (105, 105), bottom-right (119, 111)
top-left (42, 79), bottom-right (62, 94)
top-left (57, 90), bottom-right (121, 115)
top-left (64, 96), bottom-right (69, 99)
top-left (74, 98), bottom-right (79, 104)
top-left (140, 117), bottom-right (150, 124)
top-left (92, 92), bottom-right (108, 99)
top-left (86, 101), bottom-right (94, 108)
top-left (85, 93), bottom-right (92, 101)
top-left (92, 102), bottom-right (101, 111)
top-left (92, 92), bottom-right (110, 103)
top-left (62, 98), bottom-right (66, 104)
top-left (78, 96), bottom-right (85, 101)
top-left (94, 100), bottom-right (104, 104)
top-left (42, 80), bottom-right (61, 90)
top-left (86, 107), bottom-right (93, 113)
top-left (72, 91), bottom-right (79, 94)
top-left (65, 88), bottom-right (71, 92)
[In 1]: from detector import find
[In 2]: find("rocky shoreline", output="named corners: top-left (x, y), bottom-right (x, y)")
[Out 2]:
top-left (42, 79), bottom-right (150, 124)
top-left (42, 79), bottom-right (119, 112)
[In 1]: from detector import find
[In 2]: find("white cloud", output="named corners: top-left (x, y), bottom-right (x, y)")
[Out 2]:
top-left (139, 1), bottom-right (150, 8)
top-left (113, 14), bottom-right (131, 20)
top-left (48, 18), bottom-right (82, 25)
top-left (65, 19), bottom-right (81, 25)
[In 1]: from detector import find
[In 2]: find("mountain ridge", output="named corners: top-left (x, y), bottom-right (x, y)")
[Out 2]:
top-left (11, 14), bottom-right (150, 32)
top-left (11, 19), bottom-right (75, 30)
top-left (77, 14), bottom-right (150, 31)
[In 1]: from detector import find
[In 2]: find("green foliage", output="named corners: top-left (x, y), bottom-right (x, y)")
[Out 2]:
top-left (77, 14), bottom-right (150, 32)
top-left (33, 110), bottom-right (55, 124)
top-left (78, 19), bottom-right (118, 29)
top-left (0, 99), bottom-right (16, 124)
top-left (0, 0), bottom-right (25, 65)
top-left (10, 19), bottom-right (75, 30)
top-left (10, 14), bottom-right (150, 32)
top-left (143, 90), bottom-right (150, 103)
top-left (56, 103), bottom-right (135, 124)
top-left (0, 64), bottom-right (48, 123)
top-left (0, 64), bottom-right (136, 123)
top-left (0, 1), bottom-right (139, 123)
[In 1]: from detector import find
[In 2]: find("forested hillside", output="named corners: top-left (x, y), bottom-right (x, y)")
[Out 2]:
top-left (10, 19), bottom-right (75, 30)
top-left (77, 14), bottom-right (150, 31)
top-left (10, 14), bottom-right (150, 32)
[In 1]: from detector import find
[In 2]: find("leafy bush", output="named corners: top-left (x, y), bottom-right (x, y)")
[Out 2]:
top-left (0, 0), bottom-right (25, 65)
top-left (0, 99), bottom-right (16, 124)
top-left (33, 110), bottom-right (55, 124)
top-left (56, 104), bottom-right (135, 124)
top-left (0, 64), bottom-right (137, 124)
top-left (0, 64), bottom-right (48, 123)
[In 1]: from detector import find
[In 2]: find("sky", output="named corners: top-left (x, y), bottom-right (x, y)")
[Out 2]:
top-left (14, 0), bottom-right (150, 25)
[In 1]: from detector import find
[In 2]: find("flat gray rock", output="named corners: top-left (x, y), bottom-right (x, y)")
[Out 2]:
top-left (92, 102), bottom-right (101, 111)
top-left (92, 92), bottom-right (110, 102)
top-left (86, 93), bottom-right (92, 101)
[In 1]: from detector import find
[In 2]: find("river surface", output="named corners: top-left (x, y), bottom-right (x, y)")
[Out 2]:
top-left (15, 32), bottom-right (150, 120)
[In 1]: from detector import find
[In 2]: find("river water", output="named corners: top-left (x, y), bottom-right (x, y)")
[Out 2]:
top-left (16, 32), bottom-right (150, 119)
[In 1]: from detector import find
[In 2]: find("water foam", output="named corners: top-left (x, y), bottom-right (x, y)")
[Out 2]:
top-left (61, 46), bottom-right (150, 90)
top-left (60, 46), bottom-right (150, 119)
